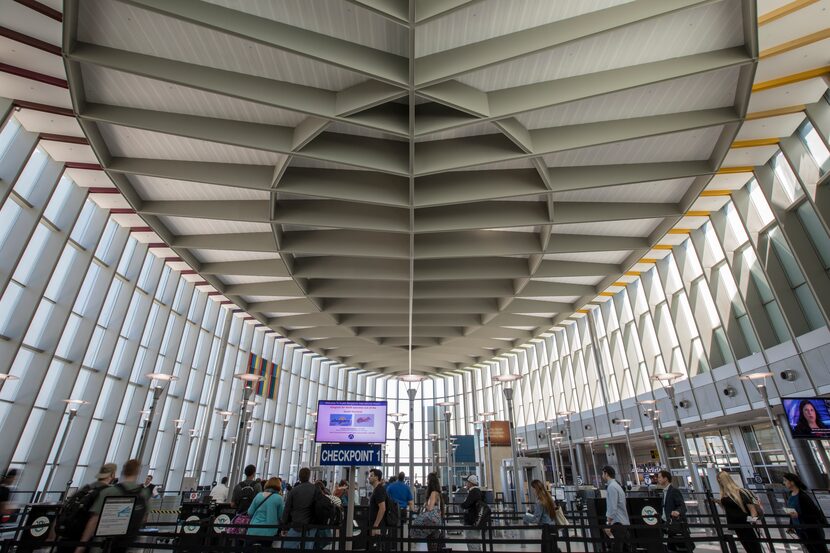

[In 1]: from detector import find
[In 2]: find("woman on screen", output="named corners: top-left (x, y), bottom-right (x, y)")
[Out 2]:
top-left (792, 400), bottom-right (827, 437)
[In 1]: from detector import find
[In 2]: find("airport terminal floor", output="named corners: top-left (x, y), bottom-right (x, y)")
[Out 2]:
top-left (1, 0), bottom-right (830, 551)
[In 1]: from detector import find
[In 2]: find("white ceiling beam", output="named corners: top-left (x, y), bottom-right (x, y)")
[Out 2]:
top-left (201, 259), bottom-right (289, 277)
top-left (79, 103), bottom-right (411, 175)
top-left (117, 0), bottom-right (410, 85)
top-left (141, 200), bottom-right (271, 222)
top-left (416, 47), bottom-right (751, 135)
top-left (294, 257), bottom-right (410, 281)
top-left (172, 233), bottom-right (277, 252)
top-left (275, 200), bottom-right (410, 232)
top-left (281, 230), bottom-right (410, 259)
top-left (414, 107), bottom-right (739, 174)
top-left (107, 157), bottom-right (275, 190)
top-left (279, 168), bottom-right (410, 207)
top-left (414, 0), bottom-right (714, 86)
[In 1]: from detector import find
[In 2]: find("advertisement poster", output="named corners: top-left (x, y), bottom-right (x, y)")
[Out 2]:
top-left (315, 401), bottom-right (387, 443)
top-left (483, 421), bottom-right (511, 446)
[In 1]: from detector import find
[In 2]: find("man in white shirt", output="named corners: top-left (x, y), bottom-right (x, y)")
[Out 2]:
top-left (602, 466), bottom-right (630, 553)
top-left (210, 476), bottom-right (229, 503)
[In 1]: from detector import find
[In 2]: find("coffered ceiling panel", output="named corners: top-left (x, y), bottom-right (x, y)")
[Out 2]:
top-left (64, 0), bottom-right (755, 375)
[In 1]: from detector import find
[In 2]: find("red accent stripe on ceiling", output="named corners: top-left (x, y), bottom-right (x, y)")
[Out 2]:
top-left (12, 99), bottom-right (74, 117)
top-left (0, 62), bottom-right (67, 88)
top-left (129, 226), bottom-right (152, 233)
top-left (0, 25), bottom-right (61, 55)
top-left (207, 292), bottom-right (222, 297)
top-left (180, 270), bottom-right (197, 275)
top-left (146, 243), bottom-right (168, 248)
top-left (41, 133), bottom-right (88, 145)
top-left (88, 187), bottom-right (119, 194)
top-left (14, 0), bottom-right (62, 22)
top-left (65, 162), bottom-right (102, 170)
top-left (109, 208), bottom-right (135, 214)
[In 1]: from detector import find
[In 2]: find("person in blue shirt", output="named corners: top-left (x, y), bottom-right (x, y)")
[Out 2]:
top-left (247, 477), bottom-right (285, 544)
top-left (386, 472), bottom-right (414, 523)
top-left (601, 466), bottom-right (630, 553)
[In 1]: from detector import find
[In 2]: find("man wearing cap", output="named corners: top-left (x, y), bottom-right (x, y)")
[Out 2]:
top-left (56, 463), bottom-right (116, 552)
top-left (460, 475), bottom-right (485, 551)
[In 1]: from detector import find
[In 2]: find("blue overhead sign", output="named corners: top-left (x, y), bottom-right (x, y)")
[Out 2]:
top-left (319, 444), bottom-right (383, 466)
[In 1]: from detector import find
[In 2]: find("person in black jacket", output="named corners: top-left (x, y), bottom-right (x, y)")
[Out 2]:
top-left (460, 475), bottom-right (485, 551)
top-left (657, 470), bottom-right (693, 552)
top-left (783, 472), bottom-right (827, 553)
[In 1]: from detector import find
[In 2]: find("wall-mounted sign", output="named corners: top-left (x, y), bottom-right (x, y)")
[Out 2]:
top-left (484, 421), bottom-right (511, 446)
top-left (319, 443), bottom-right (383, 466)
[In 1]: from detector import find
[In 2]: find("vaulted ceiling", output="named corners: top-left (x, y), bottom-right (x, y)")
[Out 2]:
top-left (58, 0), bottom-right (757, 374)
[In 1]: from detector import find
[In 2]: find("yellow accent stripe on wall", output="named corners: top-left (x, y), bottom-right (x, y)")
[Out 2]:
top-left (760, 28), bottom-right (830, 58)
top-left (731, 138), bottom-right (781, 148)
top-left (685, 211), bottom-right (710, 217)
top-left (624, 271), bottom-right (641, 277)
top-left (700, 190), bottom-right (733, 197)
top-left (652, 245), bottom-right (673, 250)
top-left (599, 292), bottom-right (615, 297)
top-left (667, 229), bottom-right (691, 235)
top-left (745, 105), bottom-right (806, 120)
top-left (611, 282), bottom-right (628, 287)
top-left (758, 0), bottom-right (819, 26)
top-left (639, 258), bottom-right (658, 264)
top-left (717, 166), bottom-right (754, 174)
top-left (576, 309), bottom-right (590, 315)
top-left (753, 66), bottom-right (830, 92)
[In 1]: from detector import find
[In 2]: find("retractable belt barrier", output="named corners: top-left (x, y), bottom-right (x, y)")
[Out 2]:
top-left (2, 501), bottom-right (828, 553)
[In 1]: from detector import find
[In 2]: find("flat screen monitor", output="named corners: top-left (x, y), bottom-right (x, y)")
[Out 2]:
top-left (782, 397), bottom-right (830, 439)
top-left (315, 400), bottom-right (387, 444)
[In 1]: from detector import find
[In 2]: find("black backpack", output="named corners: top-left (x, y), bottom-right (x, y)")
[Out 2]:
top-left (473, 500), bottom-right (491, 527)
top-left (56, 483), bottom-right (104, 537)
top-left (235, 482), bottom-right (256, 513)
top-left (112, 483), bottom-right (149, 542)
top-left (313, 494), bottom-right (339, 526)
top-left (384, 499), bottom-right (401, 527)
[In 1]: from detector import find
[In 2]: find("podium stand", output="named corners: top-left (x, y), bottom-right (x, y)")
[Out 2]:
top-left (586, 495), bottom-right (663, 553)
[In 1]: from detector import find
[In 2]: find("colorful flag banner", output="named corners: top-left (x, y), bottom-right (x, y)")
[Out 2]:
top-left (247, 352), bottom-right (280, 401)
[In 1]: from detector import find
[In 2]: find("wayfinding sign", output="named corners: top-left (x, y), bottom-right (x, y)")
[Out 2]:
top-left (319, 443), bottom-right (382, 466)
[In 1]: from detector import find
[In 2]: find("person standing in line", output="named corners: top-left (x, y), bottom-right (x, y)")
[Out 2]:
top-left (76, 459), bottom-right (151, 553)
top-left (367, 469), bottom-right (389, 551)
top-left (715, 471), bottom-right (762, 553)
top-left (230, 464), bottom-right (262, 513)
top-left (0, 469), bottom-right (18, 524)
top-left (246, 477), bottom-right (284, 545)
top-left (657, 470), bottom-right (692, 552)
top-left (525, 479), bottom-right (561, 553)
top-left (601, 466), bottom-right (630, 553)
top-left (387, 472), bottom-right (414, 524)
top-left (210, 476), bottom-right (229, 503)
top-left (54, 463), bottom-right (116, 553)
top-left (280, 467), bottom-right (323, 550)
top-left (460, 474), bottom-right (486, 552)
top-left (783, 472), bottom-right (827, 553)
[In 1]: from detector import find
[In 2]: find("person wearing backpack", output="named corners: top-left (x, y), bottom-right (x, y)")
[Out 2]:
top-left (230, 464), bottom-right (262, 513)
top-left (75, 459), bottom-right (150, 553)
top-left (280, 467), bottom-right (323, 550)
top-left (461, 474), bottom-right (487, 551)
top-left (55, 463), bottom-right (116, 552)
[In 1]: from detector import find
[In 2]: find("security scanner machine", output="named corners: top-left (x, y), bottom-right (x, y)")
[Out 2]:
top-left (500, 457), bottom-right (545, 507)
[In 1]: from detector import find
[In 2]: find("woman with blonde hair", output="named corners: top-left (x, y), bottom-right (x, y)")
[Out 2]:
top-left (715, 471), bottom-right (761, 553)
top-left (525, 479), bottom-right (561, 553)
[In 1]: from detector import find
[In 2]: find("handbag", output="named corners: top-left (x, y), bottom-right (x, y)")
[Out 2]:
top-left (666, 519), bottom-right (695, 553)
top-left (410, 506), bottom-right (442, 540)
top-left (554, 506), bottom-right (569, 527)
top-left (226, 492), bottom-right (273, 535)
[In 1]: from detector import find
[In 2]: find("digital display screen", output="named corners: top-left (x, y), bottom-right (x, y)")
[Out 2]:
top-left (782, 397), bottom-right (830, 440)
top-left (315, 401), bottom-right (388, 444)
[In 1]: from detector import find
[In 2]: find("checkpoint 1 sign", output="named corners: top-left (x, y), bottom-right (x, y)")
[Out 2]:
top-left (320, 444), bottom-right (382, 466)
